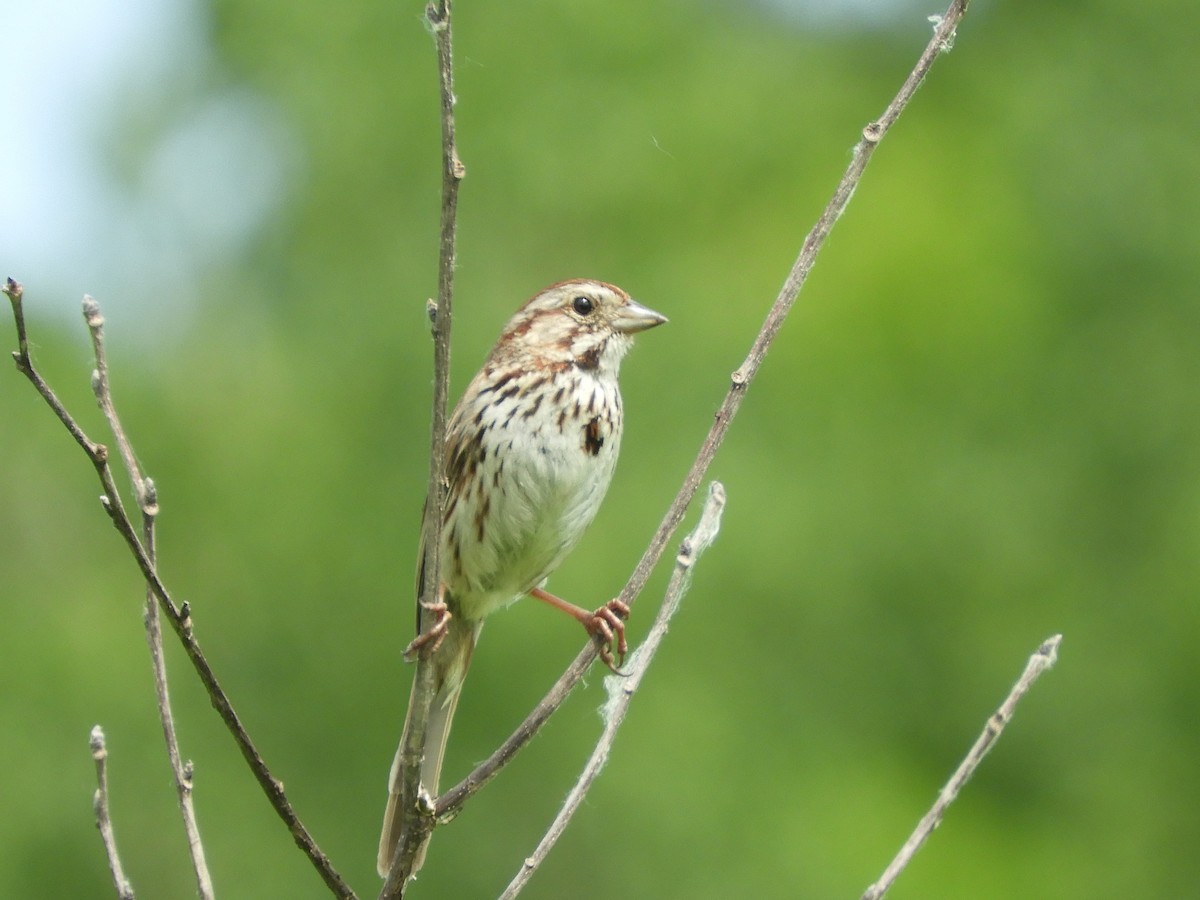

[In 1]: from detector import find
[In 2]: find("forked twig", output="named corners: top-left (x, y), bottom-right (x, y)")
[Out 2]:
top-left (436, 0), bottom-right (975, 821)
top-left (499, 483), bottom-right (726, 899)
top-left (862, 635), bottom-right (1063, 900)
top-left (83, 296), bottom-right (214, 899)
top-left (90, 726), bottom-right (136, 900)
top-left (5, 282), bottom-right (356, 898)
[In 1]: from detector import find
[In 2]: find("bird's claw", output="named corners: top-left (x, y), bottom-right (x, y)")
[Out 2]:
top-left (586, 599), bottom-right (630, 674)
top-left (404, 600), bottom-right (451, 661)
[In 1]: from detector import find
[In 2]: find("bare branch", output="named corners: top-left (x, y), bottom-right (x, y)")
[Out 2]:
top-left (90, 726), bottom-right (136, 900)
top-left (862, 634), bottom-right (1062, 900)
top-left (499, 483), bottom-right (726, 900)
top-left (417, 0), bottom-right (464, 623)
top-left (7, 277), bottom-right (107, 461)
top-left (379, 0), bottom-right (465, 894)
top-left (83, 296), bottom-right (215, 899)
top-left (436, 0), bottom-right (975, 821)
top-left (83, 296), bottom-right (150, 506)
top-left (4, 281), bottom-right (356, 898)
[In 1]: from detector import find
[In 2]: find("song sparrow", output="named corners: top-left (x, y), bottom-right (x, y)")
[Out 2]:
top-left (378, 279), bottom-right (667, 876)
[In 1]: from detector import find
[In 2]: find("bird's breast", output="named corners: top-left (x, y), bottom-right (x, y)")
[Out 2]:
top-left (442, 371), bottom-right (623, 620)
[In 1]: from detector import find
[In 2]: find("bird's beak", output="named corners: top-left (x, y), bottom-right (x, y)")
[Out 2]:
top-left (612, 299), bottom-right (668, 334)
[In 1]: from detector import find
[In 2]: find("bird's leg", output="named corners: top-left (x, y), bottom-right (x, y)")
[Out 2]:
top-left (404, 584), bottom-right (452, 661)
top-left (529, 587), bottom-right (630, 673)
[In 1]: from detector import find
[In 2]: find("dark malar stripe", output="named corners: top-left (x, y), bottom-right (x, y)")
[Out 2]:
top-left (574, 344), bottom-right (602, 371)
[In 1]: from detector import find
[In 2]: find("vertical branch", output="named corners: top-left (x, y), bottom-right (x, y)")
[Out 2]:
top-left (83, 297), bottom-right (215, 900)
top-left (422, 0), bottom-right (466, 604)
top-left (380, 1), bottom-right (465, 894)
top-left (418, 0), bottom-right (463, 653)
top-left (90, 727), bottom-right (136, 900)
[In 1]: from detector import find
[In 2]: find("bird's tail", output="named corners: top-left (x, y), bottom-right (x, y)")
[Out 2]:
top-left (377, 615), bottom-right (480, 878)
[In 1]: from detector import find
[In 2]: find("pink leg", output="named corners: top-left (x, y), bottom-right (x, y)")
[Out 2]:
top-left (529, 587), bottom-right (630, 673)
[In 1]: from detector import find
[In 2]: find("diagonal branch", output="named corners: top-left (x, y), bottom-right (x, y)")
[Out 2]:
top-left (83, 296), bottom-right (214, 900)
top-left (862, 634), bottom-right (1063, 900)
top-left (435, 0), bottom-right (975, 821)
top-left (4, 279), bottom-right (356, 899)
top-left (499, 482), bottom-right (727, 900)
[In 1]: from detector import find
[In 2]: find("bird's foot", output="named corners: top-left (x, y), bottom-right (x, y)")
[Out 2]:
top-left (529, 587), bottom-right (630, 674)
top-left (585, 599), bottom-right (631, 674)
top-left (403, 600), bottom-right (451, 662)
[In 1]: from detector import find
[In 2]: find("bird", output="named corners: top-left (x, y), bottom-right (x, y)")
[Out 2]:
top-left (378, 278), bottom-right (667, 877)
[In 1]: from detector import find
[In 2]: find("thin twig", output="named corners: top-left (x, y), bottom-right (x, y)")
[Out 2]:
top-left (436, 0), bottom-right (974, 821)
top-left (83, 297), bottom-right (215, 900)
top-left (84, 296), bottom-right (148, 507)
top-left (499, 483), bottom-right (726, 900)
top-left (6, 278), bottom-right (106, 458)
top-left (861, 634), bottom-right (1063, 900)
top-left (90, 726), bottom-right (136, 900)
top-left (380, 1), bottom-right (465, 894)
top-left (4, 280), bottom-right (356, 898)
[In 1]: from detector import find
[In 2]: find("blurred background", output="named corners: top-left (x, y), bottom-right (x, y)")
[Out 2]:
top-left (3, 0), bottom-right (1197, 897)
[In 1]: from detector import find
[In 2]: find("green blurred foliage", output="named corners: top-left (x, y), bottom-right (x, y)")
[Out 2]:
top-left (4, 0), bottom-right (1199, 897)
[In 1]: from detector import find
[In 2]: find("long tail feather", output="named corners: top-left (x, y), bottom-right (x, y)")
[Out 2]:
top-left (377, 617), bottom-right (479, 877)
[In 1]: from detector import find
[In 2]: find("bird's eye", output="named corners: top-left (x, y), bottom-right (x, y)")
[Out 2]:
top-left (571, 295), bottom-right (595, 316)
